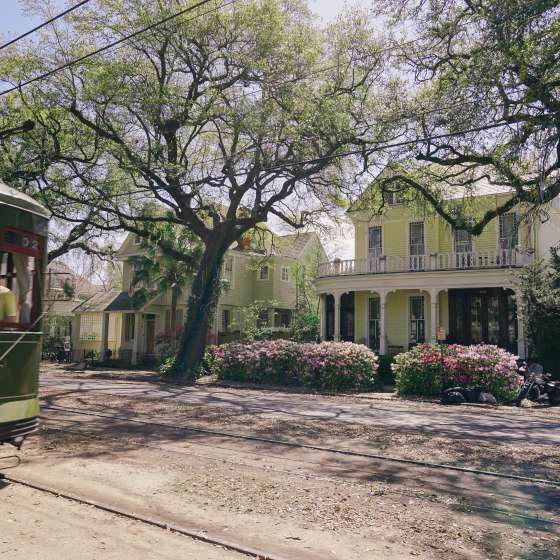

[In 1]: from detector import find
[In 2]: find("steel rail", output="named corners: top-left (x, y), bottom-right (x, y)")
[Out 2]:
top-left (39, 419), bottom-right (560, 529)
top-left (0, 473), bottom-right (289, 560)
top-left (42, 404), bottom-right (560, 488)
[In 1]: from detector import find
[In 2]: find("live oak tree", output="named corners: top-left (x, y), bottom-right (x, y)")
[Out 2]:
top-left (0, 103), bottom-right (114, 263)
top-left (1, 0), bottom-right (395, 379)
top-left (370, 0), bottom-right (560, 234)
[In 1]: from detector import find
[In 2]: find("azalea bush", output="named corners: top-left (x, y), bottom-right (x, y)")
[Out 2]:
top-left (207, 340), bottom-right (378, 390)
top-left (393, 343), bottom-right (523, 402)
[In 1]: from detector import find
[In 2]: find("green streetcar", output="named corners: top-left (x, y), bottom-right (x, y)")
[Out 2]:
top-left (0, 181), bottom-right (48, 448)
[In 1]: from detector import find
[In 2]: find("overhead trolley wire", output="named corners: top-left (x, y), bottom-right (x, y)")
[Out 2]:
top-left (0, 0), bottom-right (237, 97)
top-left (0, 0), bottom-right (91, 52)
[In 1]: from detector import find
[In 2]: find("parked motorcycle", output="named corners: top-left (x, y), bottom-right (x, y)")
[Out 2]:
top-left (516, 363), bottom-right (560, 407)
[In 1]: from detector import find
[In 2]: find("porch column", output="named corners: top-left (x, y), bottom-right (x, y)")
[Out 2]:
top-left (515, 290), bottom-right (526, 359)
top-left (379, 290), bottom-right (387, 355)
top-left (333, 292), bottom-right (342, 342)
top-left (319, 294), bottom-right (326, 341)
top-left (100, 313), bottom-right (109, 361)
top-left (429, 288), bottom-right (439, 344)
top-left (131, 312), bottom-right (142, 366)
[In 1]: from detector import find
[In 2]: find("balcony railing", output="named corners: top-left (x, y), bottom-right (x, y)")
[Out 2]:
top-left (318, 249), bottom-right (531, 278)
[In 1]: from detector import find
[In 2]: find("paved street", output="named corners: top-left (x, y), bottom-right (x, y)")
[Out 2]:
top-left (40, 375), bottom-right (560, 445)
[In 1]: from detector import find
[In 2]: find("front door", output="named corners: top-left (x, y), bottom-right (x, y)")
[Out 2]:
top-left (449, 289), bottom-right (517, 352)
top-left (340, 292), bottom-right (355, 342)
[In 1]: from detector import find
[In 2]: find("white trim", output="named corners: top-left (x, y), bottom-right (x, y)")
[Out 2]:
top-left (280, 265), bottom-right (290, 282)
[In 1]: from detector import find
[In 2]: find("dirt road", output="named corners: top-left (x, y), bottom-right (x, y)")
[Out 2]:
top-left (3, 365), bottom-right (558, 559)
top-left (0, 481), bottom-right (247, 560)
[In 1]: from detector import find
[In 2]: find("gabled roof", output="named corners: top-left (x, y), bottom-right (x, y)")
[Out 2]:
top-left (270, 232), bottom-right (316, 258)
top-left (105, 291), bottom-right (136, 312)
top-left (348, 165), bottom-right (517, 213)
top-left (47, 261), bottom-right (101, 299)
top-left (73, 290), bottom-right (120, 313)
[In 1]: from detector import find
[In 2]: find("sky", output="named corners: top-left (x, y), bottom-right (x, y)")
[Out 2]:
top-left (1, 1), bottom-right (373, 36)
top-left (1, 0), bottom-right (364, 260)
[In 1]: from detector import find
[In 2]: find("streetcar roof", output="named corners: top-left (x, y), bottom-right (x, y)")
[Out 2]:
top-left (0, 181), bottom-right (49, 219)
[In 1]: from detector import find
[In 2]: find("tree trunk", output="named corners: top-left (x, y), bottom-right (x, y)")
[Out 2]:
top-left (170, 286), bottom-right (178, 352)
top-left (169, 245), bottom-right (224, 381)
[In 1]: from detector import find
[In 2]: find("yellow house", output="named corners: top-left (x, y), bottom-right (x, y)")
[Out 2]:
top-left (72, 232), bottom-right (326, 365)
top-left (316, 181), bottom-right (560, 359)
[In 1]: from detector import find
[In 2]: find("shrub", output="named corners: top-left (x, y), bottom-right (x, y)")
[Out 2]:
top-left (208, 340), bottom-right (378, 390)
top-left (519, 250), bottom-right (560, 378)
top-left (393, 343), bottom-right (523, 402)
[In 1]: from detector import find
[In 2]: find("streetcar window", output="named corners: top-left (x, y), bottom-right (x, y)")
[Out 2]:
top-left (0, 250), bottom-right (41, 330)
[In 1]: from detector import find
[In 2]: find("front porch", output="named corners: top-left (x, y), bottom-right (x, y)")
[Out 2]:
top-left (318, 280), bottom-right (526, 358)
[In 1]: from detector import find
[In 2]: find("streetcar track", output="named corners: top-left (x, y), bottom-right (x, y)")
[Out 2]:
top-left (41, 403), bottom-right (560, 488)
top-left (41, 377), bottom-right (560, 424)
top-left (1, 473), bottom-right (285, 560)
top-left (37, 418), bottom-right (560, 529)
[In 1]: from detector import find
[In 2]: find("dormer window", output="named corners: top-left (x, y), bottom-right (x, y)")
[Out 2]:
top-left (383, 191), bottom-right (404, 206)
top-left (133, 235), bottom-right (141, 245)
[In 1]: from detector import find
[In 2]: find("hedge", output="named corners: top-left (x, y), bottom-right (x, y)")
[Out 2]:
top-left (392, 343), bottom-right (523, 402)
top-left (207, 340), bottom-right (378, 390)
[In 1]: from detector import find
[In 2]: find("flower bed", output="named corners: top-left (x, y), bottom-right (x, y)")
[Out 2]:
top-left (392, 343), bottom-right (523, 402)
top-left (208, 340), bottom-right (378, 390)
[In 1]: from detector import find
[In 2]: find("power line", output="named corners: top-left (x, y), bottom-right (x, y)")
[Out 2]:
top-left (0, 0), bottom-right (234, 97)
top-left (0, 1), bottom-right (91, 52)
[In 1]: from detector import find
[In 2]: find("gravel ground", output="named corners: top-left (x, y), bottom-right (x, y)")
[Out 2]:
top-left (0, 481), bottom-right (247, 560)
top-left (41, 381), bottom-right (560, 482)
top-left (18, 363), bottom-right (559, 559)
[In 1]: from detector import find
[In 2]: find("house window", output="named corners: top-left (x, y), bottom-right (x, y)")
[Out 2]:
top-left (281, 266), bottom-right (289, 282)
top-left (409, 221), bottom-right (425, 270)
top-left (454, 229), bottom-right (472, 253)
top-left (133, 235), bottom-right (141, 245)
top-left (222, 309), bottom-right (231, 332)
top-left (368, 226), bottom-right (382, 257)
top-left (454, 229), bottom-right (473, 268)
top-left (383, 191), bottom-right (404, 206)
top-left (368, 297), bottom-right (380, 351)
top-left (274, 309), bottom-right (292, 328)
top-left (259, 265), bottom-right (269, 280)
top-left (223, 256), bottom-right (234, 286)
top-left (499, 213), bottom-right (518, 250)
top-left (409, 296), bottom-right (425, 346)
top-left (124, 313), bottom-right (135, 341)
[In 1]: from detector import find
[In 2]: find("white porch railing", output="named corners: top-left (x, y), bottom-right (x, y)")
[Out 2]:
top-left (318, 249), bottom-right (531, 277)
